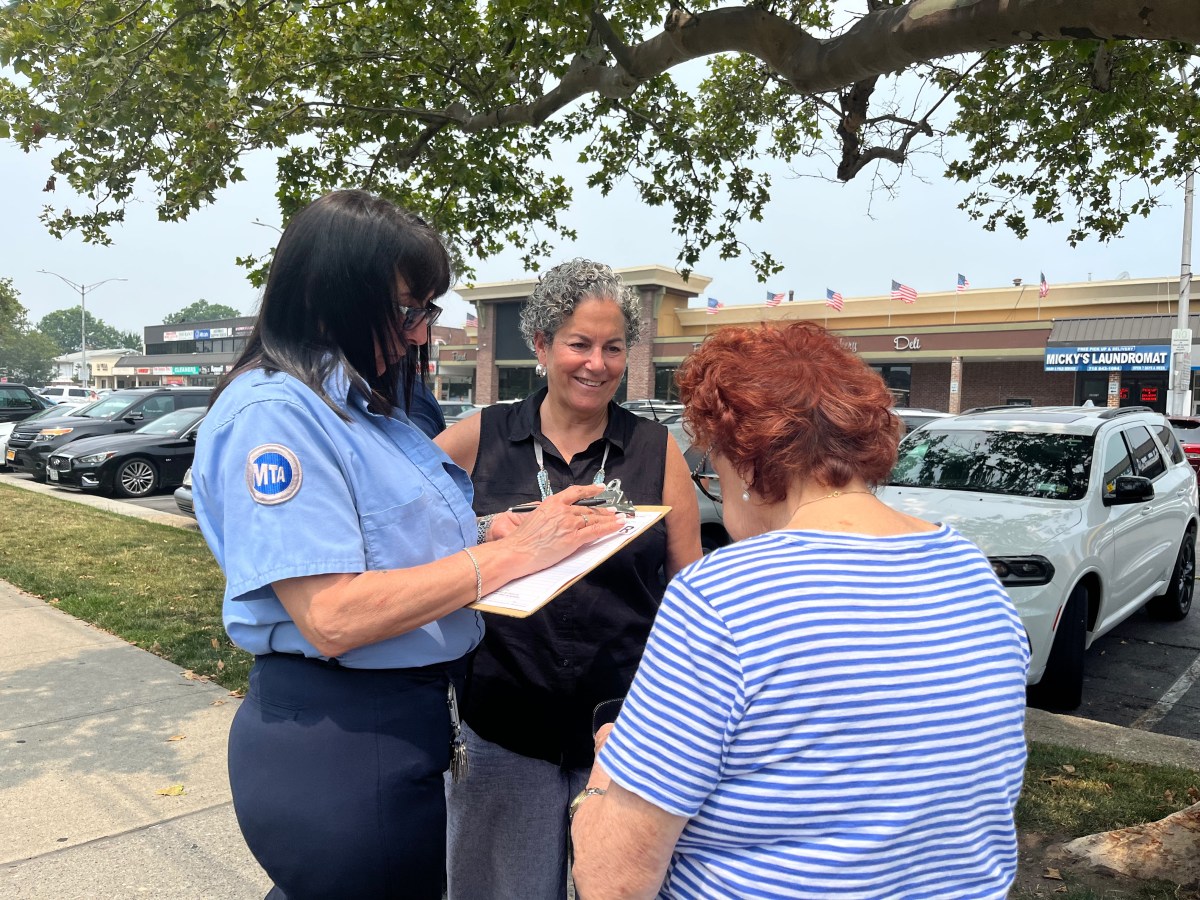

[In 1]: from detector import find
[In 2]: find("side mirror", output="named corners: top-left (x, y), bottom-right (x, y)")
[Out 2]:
top-left (1103, 474), bottom-right (1154, 506)
top-left (124, 411), bottom-right (145, 423)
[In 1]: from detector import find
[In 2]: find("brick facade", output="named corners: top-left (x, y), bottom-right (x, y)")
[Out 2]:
top-left (910, 361), bottom-right (1076, 412)
top-left (474, 312), bottom-right (497, 404)
top-left (625, 288), bottom-right (659, 401)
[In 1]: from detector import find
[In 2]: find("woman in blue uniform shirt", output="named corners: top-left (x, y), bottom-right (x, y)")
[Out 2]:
top-left (192, 189), bottom-right (620, 900)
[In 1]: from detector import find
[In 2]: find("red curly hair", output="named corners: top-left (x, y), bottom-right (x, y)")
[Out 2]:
top-left (676, 321), bottom-right (902, 503)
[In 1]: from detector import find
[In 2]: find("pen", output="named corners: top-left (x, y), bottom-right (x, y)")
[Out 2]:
top-left (509, 497), bottom-right (609, 513)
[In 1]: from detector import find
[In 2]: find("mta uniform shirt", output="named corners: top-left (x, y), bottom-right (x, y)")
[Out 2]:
top-left (193, 366), bottom-right (482, 668)
top-left (599, 525), bottom-right (1030, 899)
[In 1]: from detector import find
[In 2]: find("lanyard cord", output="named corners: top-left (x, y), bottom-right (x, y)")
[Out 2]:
top-left (533, 439), bottom-right (609, 501)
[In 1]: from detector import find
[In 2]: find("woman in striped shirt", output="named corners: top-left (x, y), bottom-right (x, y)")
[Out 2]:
top-left (571, 321), bottom-right (1030, 899)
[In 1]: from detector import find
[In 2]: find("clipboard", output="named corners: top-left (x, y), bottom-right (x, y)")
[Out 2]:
top-left (471, 506), bottom-right (670, 618)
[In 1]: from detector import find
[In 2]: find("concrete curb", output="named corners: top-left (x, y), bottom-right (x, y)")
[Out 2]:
top-left (0, 470), bottom-right (199, 531)
top-left (1025, 707), bottom-right (1200, 771)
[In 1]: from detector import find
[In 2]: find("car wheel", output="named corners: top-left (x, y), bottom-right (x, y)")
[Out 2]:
top-left (1027, 583), bottom-right (1087, 712)
top-left (1148, 528), bottom-right (1195, 622)
top-left (114, 458), bottom-right (158, 498)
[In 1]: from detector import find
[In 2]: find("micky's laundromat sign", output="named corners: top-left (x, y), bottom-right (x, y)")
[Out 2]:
top-left (1044, 345), bottom-right (1170, 373)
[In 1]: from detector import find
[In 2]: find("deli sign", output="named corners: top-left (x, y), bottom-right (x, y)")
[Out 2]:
top-left (1044, 344), bottom-right (1170, 373)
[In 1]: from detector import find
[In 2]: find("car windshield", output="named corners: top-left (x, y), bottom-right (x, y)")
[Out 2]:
top-left (135, 408), bottom-right (204, 435)
top-left (890, 429), bottom-right (1094, 500)
top-left (76, 394), bottom-right (139, 418)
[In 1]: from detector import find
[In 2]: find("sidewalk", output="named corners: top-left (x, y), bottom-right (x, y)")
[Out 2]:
top-left (1, 474), bottom-right (1199, 898)
top-left (0, 578), bottom-right (270, 899)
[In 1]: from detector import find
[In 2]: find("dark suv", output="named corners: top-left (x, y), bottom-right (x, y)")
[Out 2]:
top-left (5, 387), bottom-right (211, 481)
top-left (0, 383), bottom-right (56, 424)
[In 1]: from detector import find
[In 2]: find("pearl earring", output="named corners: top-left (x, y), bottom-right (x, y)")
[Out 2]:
top-left (742, 485), bottom-right (750, 502)
top-left (535, 363), bottom-right (546, 377)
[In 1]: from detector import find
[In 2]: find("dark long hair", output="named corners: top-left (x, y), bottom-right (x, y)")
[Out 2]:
top-left (213, 190), bottom-right (452, 418)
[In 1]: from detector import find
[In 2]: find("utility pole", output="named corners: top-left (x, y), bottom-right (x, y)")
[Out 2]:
top-left (1168, 170), bottom-right (1195, 416)
top-left (38, 271), bottom-right (127, 389)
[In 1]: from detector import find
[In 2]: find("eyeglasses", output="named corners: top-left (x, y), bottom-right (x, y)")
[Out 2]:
top-left (397, 301), bottom-right (442, 331)
top-left (690, 450), bottom-right (722, 504)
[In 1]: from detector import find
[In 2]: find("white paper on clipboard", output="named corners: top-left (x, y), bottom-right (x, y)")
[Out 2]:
top-left (471, 506), bottom-right (669, 618)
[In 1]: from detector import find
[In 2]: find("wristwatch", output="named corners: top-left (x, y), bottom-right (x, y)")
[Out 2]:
top-left (569, 787), bottom-right (607, 822)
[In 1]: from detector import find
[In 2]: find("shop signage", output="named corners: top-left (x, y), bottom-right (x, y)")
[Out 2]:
top-left (893, 336), bottom-right (921, 350)
top-left (1044, 345), bottom-right (1170, 372)
top-left (163, 329), bottom-right (194, 341)
top-left (171, 366), bottom-right (201, 375)
top-left (838, 339), bottom-right (858, 353)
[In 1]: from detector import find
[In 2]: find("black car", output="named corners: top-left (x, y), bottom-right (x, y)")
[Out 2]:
top-left (5, 386), bottom-right (211, 481)
top-left (0, 383), bottom-right (56, 424)
top-left (46, 408), bottom-right (206, 497)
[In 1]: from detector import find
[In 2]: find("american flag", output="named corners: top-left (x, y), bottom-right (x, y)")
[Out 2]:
top-left (465, 312), bottom-right (478, 327)
top-left (706, 297), bottom-right (724, 315)
top-left (1039, 272), bottom-right (1049, 299)
top-left (825, 289), bottom-right (844, 311)
top-left (891, 280), bottom-right (918, 304)
top-left (765, 291), bottom-right (785, 307)
top-left (956, 273), bottom-right (969, 293)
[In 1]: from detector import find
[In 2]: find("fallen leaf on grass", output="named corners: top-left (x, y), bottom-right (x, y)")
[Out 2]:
top-left (1061, 764), bottom-right (1076, 774)
top-left (1188, 786), bottom-right (1200, 803)
top-left (1164, 789), bottom-right (1174, 804)
top-left (1054, 886), bottom-right (1068, 893)
top-left (166, 734), bottom-right (185, 742)
top-left (228, 689), bottom-right (245, 698)
top-left (156, 785), bottom-right (185, 796)
top-left (217, 659), bottom-right (225, 671)
top-left (1042, 868), bottom-right (1063, 881)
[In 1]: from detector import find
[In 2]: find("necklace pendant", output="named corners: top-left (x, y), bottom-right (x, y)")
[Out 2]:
top-left (593, 468), bottom-right (605, 486)
top-left (536, 469), bottom-right (552, 501)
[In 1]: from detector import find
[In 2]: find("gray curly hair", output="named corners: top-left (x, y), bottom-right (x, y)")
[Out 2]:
top-left (519, 258), bottom-right (643, 351)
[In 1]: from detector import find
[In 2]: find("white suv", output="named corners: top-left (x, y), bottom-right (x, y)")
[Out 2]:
top-left (881, 405), bottom-right (1197, 710)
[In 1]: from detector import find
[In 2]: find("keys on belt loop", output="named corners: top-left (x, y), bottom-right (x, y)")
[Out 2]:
top-left (447, 682), bottom-right (469, 784)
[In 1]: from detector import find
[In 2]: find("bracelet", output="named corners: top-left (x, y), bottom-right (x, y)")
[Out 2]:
top-left (476, 514), bottom-right (495, 545)
top-left (462, 547), bottom-right (482, 605)
top-left (569, 786), bottom-right (607, 823)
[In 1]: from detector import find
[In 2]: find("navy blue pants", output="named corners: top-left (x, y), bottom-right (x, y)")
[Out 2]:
top-left (228, 653), bottom-right (466, 900)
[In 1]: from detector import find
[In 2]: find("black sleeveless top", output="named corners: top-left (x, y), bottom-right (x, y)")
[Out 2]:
top-left (466, 387), bottom-right (669, 767)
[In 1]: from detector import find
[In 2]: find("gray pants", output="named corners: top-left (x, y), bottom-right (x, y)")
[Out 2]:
top-left (445, 722), bottom-right (590, 900)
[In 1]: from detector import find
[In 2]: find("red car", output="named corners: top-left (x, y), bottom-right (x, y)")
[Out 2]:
top-left (1168, 416), bottom-right (1200, 476)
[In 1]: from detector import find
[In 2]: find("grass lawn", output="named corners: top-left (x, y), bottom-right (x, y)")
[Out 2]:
top-left (3, 481), bottom-right (1199, 898)
top-left (0, 481), bottom-right (251, 692)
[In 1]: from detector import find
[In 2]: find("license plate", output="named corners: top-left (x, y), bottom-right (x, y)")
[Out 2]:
top-left (4, 450), bottom-right (13, 461)
top-left (47, 468), bottom-right (58, 482)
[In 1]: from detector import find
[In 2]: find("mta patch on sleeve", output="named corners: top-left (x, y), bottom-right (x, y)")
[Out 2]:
top-left (245, 443), bottom-right (302, 505)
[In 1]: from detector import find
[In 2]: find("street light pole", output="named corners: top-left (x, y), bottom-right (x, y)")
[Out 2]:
top-left (38, 271), bottom-right (127, 389)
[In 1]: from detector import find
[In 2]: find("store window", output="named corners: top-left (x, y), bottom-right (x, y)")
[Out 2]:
top-left (655, 366), bottom-right (680, 402)
top-left (871, 365), bottom-right (912, 407)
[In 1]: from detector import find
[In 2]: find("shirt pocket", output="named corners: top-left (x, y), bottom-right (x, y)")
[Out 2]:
top-left (359, 493), bottom-right (433, 570)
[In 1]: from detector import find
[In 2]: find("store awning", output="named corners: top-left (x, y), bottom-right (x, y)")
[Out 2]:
top-left (1047, 314), bottom-right (1200, 346)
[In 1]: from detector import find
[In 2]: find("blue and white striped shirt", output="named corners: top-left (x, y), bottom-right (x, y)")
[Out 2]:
top-left (599, 525), bottom-right (1030, 899)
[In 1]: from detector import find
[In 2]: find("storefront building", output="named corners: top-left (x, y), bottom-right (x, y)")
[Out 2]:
top-left (116, 317), bottom-right (472, 394)
top-left (457, 271), bottom-right (1189, 410)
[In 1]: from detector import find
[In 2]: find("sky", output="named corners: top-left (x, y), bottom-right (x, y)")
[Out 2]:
top-left (1, 127), bottom-right (1193, 339)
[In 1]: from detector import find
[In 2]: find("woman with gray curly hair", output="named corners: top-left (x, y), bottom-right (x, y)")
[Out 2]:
top-left (437, 257), bottom-right (701, 898)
